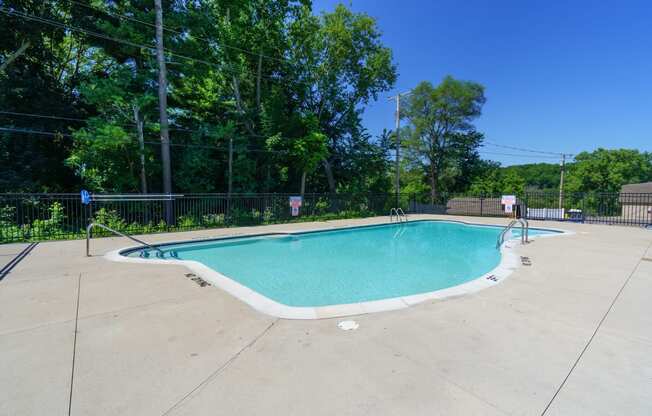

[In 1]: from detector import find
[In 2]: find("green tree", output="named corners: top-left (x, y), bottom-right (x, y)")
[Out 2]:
top-left (565, 148), bottom-right (652, 193)
top-left (403, 76), bottom-right (486, 203)
top-left (501, 163), bottom-right (561, 191)
top-left (67, 63), bottom-right (157, 192)
top-left (500, 170), bottom-right (526, 194)
top-left (1, 0), bottom-right (396, 196)
top-left (267, 115), bottom-right (329, 197)
top-left (0, 0), bottom-right (86, 191)
top-left (280, 4), bottom-right (397, 192)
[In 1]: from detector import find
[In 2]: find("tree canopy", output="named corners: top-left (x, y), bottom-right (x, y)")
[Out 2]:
top-left (1, 2), bottom-right (650, 198)
top-left (0, 0), bottom-right (396, 196)
top-left (565, 148), bottom-right (652, 193)
top-left (402, 76), bottom-right (486, 202)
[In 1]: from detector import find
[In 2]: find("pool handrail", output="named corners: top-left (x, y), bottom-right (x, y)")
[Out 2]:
top-left (389, 208), bottom-right (398, 222)
top-left (389, 208), bottom-right (407, 223)
top-left (86, 222), bottom-right (164, 257)
top-left (397, 208), bottom-right (408, 222)
top-left (496, 218), bottom-right (529, 248)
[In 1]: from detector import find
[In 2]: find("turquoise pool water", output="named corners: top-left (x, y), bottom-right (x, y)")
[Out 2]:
top-left (129, 221), bottom-right (555, 307)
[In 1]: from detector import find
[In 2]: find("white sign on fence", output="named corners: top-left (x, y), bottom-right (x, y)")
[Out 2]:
top-left (501, 195), bottom-right (516, 206)
top-left (289, 196), bottom-right (302, 217)
top-left (501, 195), bottom-right (516, 213)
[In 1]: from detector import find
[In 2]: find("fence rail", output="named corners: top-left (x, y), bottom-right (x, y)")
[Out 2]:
top-left (0, 193), bottom-right (406, 243)
top-left (1, 191), bottom-right (651, 243)
top-left (410, 192), bottom-right (652, 227)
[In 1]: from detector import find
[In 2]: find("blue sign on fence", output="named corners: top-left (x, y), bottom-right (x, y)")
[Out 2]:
top-left (80, 190), bottom-right (91, 205)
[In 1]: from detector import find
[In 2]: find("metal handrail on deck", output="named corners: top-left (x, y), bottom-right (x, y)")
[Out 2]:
top-left (496, 218), bottom-right (529, 248)
top-left (86, 222), bottom-right (164, 257)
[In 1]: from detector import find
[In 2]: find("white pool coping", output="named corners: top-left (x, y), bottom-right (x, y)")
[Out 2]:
top-left (105, 219), bottom-right (572, 320)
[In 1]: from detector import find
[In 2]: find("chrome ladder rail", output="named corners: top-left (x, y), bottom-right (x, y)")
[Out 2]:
top-left (389, 208), bottom-right (408, 223)
top-left (496, 218), bottom-right (529, 248)
top-left (389, 208), bottom-right (398, 222)
top-left (86, 222), bottom-right (165, 257)
top-left (396, 208), bottom-right (408, 222)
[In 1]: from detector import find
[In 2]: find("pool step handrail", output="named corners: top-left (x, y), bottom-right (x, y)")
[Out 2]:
top-left (396, 208), bottom-right (408, 222)
top-left (496, 218), bottom-right (529, 249)
top-left (389, 208), bottom-right (408, 223)
top-left (389, 208), bottom-right (398, 222)
top-left (86, 222), bottom-right (165, 257)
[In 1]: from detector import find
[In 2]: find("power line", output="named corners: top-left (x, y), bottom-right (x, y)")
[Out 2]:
top-left (0, 127), bottom-right (72, 137)
top-left (1, 126), bottom-right (566, 161)
top-left (482, 141), bottom-right (573, 156)
top-left (0, 111), bottom-right (280, 141)
top-left (0, 126), bottom-right (288, 154)
top-left (0, 110), bottom-right (206, 134)
top-left (479, 151), bottom-right (569, 160)
top-left (0, 110), bottom-right (90, 123)
top-left (66, 0), bottom-right (290, 65)
top-left (0, 7), bottom-right (297, 85)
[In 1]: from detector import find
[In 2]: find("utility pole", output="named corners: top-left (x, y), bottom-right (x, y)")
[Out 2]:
top-left (132, 105), bottom-right (147, 194)
top-left (559, 153), bottom-right (566, 209)
top-left (154, 0), bottom-right (173, 223)
top-left (388, 91), bottom-right (411, 208)
top-left (228, 137), bottom-right (233, 196)
top-left (227, 136), bottom-right (233, 222)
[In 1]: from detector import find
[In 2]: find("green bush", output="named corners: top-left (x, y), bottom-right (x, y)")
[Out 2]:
top-left (202, 213), bottom-right (225, 227)
top-left (0, 206), bottom-right (23, 243)
top-left (177, 215), bottom-right (200, 229)
top-left (91, 208), bottom-right (127, 236)
top-left (1, 198), bottom-right (385, 243)
top-left (30, 202), bottom-right (66, 238)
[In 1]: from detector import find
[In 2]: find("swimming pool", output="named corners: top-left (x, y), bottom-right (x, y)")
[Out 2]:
top-left (114, 220), bottom-right (563, 318)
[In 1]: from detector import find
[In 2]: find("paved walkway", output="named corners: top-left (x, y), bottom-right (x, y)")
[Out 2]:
top-left (1, 215), bottom-right (650, 415)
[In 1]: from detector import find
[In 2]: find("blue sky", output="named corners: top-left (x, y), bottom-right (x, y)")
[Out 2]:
top-left (312, 0), bottom-right (652, 166)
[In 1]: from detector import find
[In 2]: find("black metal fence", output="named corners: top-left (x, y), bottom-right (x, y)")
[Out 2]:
top-left (1, 191), bottom-right (650, 243)
top-left (0, 193), bottom-right (406, 243)
top-left (411, 192), bottom-right (652, 227)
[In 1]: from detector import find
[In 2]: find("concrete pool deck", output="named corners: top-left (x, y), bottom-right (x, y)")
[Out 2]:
top-left (1, 215), bottom-right (651, 415)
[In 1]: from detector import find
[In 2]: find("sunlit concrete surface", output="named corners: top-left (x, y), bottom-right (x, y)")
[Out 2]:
top-left (1, 215), bottom-right (650, 415)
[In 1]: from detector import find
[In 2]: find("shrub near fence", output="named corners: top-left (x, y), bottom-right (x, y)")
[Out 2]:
top-left (0, 193), bottom-right (405, 243)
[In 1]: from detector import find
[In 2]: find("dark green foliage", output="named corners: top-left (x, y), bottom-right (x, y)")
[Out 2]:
top-left (501, 163), bottom-right (562, 191)
top-left (565, 148), bottom-right (652, 193)
top-left (1, 0), bottom-right (396, 197)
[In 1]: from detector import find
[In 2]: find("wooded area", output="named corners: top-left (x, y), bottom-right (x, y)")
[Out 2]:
top-left (1, 1), bottom-right (651, 198)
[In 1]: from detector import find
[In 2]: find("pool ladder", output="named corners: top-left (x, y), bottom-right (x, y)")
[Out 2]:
top-left (496, 218), bottom-right (529, 249)
top-left (86, 222), bottom-right (165, 257)
top-left (390, 208), bottom-right (408, 223)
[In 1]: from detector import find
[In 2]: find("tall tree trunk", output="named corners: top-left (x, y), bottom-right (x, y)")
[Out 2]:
top-left (429, 163), bottom-right (437, 205)
top-left (232, 75), bottom-right (254, 134)
top-left (0, 40), bottom-right (30, 72)
top-left (154, 0), bottom-right (173, 223)
top-left (256, 53), bottom-right (262, 109)
top-left (300, 171), bottom-right (307, 198)
top-left (133, 105), bottom-right (148, 194)
top-left (323, 159), bottom-right (336, 193)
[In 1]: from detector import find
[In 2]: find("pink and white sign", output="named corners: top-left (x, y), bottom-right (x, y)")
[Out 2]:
top-left (501, 195), bottom-right (516, 213)
top-left (289, 196), bottom-right (302, 216)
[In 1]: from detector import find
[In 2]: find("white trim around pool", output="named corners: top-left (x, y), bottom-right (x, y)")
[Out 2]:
top-left (104, 220), bottom-right (572, 320)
